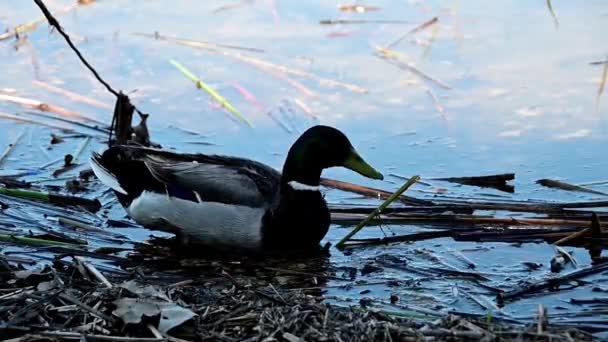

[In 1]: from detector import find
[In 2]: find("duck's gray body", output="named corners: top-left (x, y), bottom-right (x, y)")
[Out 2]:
top-left (90, 146), bottom-right (296, 252)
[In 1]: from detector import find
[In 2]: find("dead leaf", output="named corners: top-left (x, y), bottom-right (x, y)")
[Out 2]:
top-left (113, 298), bottom-right (161, 325)
top-left (119, 280), bottom-right (170, 301)
top-left (158, 304), bottom-right (197, 334)
top-left (113, 298), bottom-right (196, 333)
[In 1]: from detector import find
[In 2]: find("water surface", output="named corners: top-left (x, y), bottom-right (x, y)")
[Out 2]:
top-left (1, 0), bottom-right (608, 335)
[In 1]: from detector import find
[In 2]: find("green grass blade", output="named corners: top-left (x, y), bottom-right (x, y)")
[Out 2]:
top-left (546, 0), bottom-right (559, 29)
top-left (0, 233), bottom-right (83, 247)
top-left (169, 59), bottom-right (253, 127)
top-left (335, 175), bottom-right (420, 249)
top-left (0, 187), bottom-right (50, 201)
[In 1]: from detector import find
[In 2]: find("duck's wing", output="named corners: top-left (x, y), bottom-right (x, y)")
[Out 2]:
top-left (143, 158), bottom-right (280, 208)
top-left (92, 145), bottom-right (281, 208)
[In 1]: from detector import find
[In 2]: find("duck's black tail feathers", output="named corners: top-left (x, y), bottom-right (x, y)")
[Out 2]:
top-left (90, 152), bottom-right (127, 195)
top-left (90, 147), bottom-right (165, 206)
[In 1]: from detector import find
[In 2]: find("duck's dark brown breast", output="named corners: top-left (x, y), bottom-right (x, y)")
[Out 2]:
top-left (260, 189), bottom-right (330, 251)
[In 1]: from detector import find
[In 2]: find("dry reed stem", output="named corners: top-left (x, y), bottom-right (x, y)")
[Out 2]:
top-left (386, 17), bottom-right (439, 49)
top-left (74, 256), bottom-right (112, 288)
top-left (32, 80), bottom-right (112, 109)
top-left (597, 57), bottom-right (608, 110)
top-left (554, 227), bottom-right (592, 245)
top-left (0, 94), bottom-right (104, 125)
top-left (376, 47), bottom-right (452, 90)
top-left (135, 32), bottom-right (368, 94)
top-left (0, 130), bottom-right (26, 167)
top-left (0, 3), bottom-right (80, 41)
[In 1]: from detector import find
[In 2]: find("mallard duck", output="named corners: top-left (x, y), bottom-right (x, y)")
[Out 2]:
top-left (90, 125), bottom-right (383, 252)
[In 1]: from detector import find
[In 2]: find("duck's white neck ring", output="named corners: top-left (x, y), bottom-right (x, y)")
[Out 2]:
top-left (288, 180), bottom-right (320, 191)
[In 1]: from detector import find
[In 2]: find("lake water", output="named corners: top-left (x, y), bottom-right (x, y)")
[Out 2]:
top-left (1, 0), bottom-right (608, 336)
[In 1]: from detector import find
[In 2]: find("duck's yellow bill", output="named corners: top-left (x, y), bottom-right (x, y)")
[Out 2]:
top-left (343, 149), bottom-right (384, 180)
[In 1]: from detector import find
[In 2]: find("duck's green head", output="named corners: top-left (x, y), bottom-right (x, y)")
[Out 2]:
top-left (283, 125), bottom-right (383, 185)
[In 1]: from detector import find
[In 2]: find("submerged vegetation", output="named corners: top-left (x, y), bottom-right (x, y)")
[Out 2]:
top-left (0, 0), bottom-right (607, 340)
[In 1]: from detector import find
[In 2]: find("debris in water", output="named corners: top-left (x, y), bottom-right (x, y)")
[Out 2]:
top-left (434, 173), bottom-right (515, 193)
top-left (320, 19), bottom-right (411, 25)
top-left (49, 134), bottom-right (64, 144)
top-left (338, 4), bottom-right (381, 13)
top-left (537, 178), bottom-right (608, 196)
